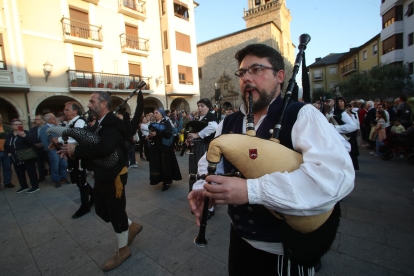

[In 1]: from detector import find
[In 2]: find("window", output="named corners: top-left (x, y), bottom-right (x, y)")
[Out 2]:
top-left (383, 33), bottom-right (403, 54)
top-left (74, 55), bottom-right (93, 71)
top-left (128, 63), bottom-right (141, 75)
top-left (163, 30), bottom-right (168, 50)
top-left (313, 68), bottom-right (322, 80)
top-left (255, 0), bottom-right (261, 6)
top-left (329, 81), bottom-right (338, 89)
top-left (314, 83), bottom-right (323, 90)
top-left (74, 55), bottom-right (93, 85)
top-left (382, 5), bottom-right (403, 29)
top-left (178, 65), bottom-right (193, 85)
top-left (362, 50), bottom-right (367, 60)
top-left (372, 43), bottom-right (378, 56)
top-left (405, 2), bottom-right (413, 17)
top-left (408, 33), bottom-right (413, 46)
top-left (408, 62), bottom-right (414, 75)
top-left (175, 31), bottom-right (191, 53)
top-left (329, 66), bottom-right (337, 75)
top-left (198, 67), bottom-right (202, 79)
top-left (174, 2), bottom-right (189, 20)
top-left (161, 0), bottom-right (166, 15)
top-left (0, 34), bottom-right (6, 70)
top-left (125, 24), bottom-right (138, 49)
top-left (224, 84), bottom-right (228, 90)
top-left (69, 8), bottom-right (90, 39)
top-left (166, 65), bottom-right (171, 84)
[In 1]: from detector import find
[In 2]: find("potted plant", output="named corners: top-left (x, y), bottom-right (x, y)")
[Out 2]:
top-left (129, 83), bottom-right (135, 89)
top-left (87, 79), bottom-right (93, 87)
top-left (71, 79), bottom-right (77, 87)
top-left (107, 82), bottom-right (113, 88)
top-left (119, 82), bottom-right (125, 89)
top-left (144, 84), bottom-right (149, 90)
top-left (98, 81), bottom-right (104, 88)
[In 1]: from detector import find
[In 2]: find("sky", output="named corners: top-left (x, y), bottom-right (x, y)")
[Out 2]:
top-left (194, 0), bottom-right (382, 88)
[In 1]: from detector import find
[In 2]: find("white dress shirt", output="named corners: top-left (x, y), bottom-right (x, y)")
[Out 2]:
top-left (197, 114), bottom-right (218, 139)
top-left (327, 108), bottom-right (357, 134)
top-left (58, 115), bottom-right (85, 144)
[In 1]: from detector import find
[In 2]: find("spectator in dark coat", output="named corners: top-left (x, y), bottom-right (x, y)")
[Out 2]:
top-left (4, 119), bottom-right (39, 193)
top-left (30, 115), bottom-right (47, 182)
top-left (363, 101), bottom-right (377, 148)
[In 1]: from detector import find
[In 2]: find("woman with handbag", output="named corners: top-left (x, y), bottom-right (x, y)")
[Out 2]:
top-left (4, 119), bottom-right (39, 193)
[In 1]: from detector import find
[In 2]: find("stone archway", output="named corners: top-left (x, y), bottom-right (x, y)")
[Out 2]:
top-left (32, 94), bottom-right (86, 117)
top-left (111, 96), bottom-right (132, 115)
top-left (35, 96), bottom-right (85, 116)
top-left (143, 96), bottom-right (164, 115)
top-left (0, 96), bottom-right (22, 124)
top-left (170, 97), bottom-right (190, 113)
top-left (223, 101), bottom-right (233, 110)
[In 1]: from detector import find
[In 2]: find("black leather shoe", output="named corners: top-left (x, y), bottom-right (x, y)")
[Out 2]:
top-left (206, 210), bottom-right (215, 220)
top-left (162, 184), bottom-right (170, 191)
top-left (72, 206), bottom-right (91, 219)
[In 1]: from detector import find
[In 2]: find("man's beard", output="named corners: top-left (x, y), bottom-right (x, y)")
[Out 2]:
top-left (242, 84), bottom-right (277, 113)
top-left (89, 105), bottom-right (101, 117)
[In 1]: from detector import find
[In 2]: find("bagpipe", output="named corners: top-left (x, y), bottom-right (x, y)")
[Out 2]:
top-left (191, 35), bottom-right (340, 267)
top-left (46, 81), bottom-right (146, 168)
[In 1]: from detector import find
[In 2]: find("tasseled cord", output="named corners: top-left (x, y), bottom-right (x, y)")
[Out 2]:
top-left (115, 167), bottom-right (128, 198)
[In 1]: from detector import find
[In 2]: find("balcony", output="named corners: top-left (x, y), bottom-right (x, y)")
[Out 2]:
top-left (82, 0), bottom-right (100, 4)
top-left (380, 0), bottom-right (405, 15)
top-left (67, 70), bottom-right (151, 93)
top-left (381, 21), bottom-right (404, 41)
top-left (381, 49), bottom-right (404, 64)
top-left (118, 0), bottom-right (147, 21)
top-left (0, 70), bottom-right (31, 92)
top-left (120, 34), bottom-right (150, 57)
top-left (61, 18), bottom-right (103, 48)
top-left (341, 62), bottom-right (358, 75)
top-left (313, 73), bottom-right (323, 81)
top-left (243, 0), bottom-right (280, 17)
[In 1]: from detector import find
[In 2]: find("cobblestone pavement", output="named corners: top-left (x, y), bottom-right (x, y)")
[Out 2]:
top-left (1, 147), bottom-right (413, 276)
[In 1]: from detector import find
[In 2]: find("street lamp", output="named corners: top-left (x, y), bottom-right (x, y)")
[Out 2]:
top-left (43, 61), bottom-right (53, 82)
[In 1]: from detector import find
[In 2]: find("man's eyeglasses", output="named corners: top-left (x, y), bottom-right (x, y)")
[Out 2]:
top-left (235, 64), bottom-right (277, 78)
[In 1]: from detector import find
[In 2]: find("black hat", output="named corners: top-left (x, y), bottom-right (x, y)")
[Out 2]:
top-left (322, 93), bottom-right (334, 100)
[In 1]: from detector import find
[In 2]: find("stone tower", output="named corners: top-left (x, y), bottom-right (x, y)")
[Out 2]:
top-left (243, 0), bottom-right (294, 65)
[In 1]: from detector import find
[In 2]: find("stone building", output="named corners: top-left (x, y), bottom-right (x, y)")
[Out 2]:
top-left (197, 0), bottom-right (295, 110)
top-left (0, 0), bottom-right (200, 128)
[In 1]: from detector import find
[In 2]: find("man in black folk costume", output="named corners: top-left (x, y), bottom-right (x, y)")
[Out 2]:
top-left (189, 44), bottom-right (355, 276)
top-left (50, 101), bottom-right (94, 218)
top-left (147, 108), bottom-right (182, 191)
top-left (62, 92), bottom-right (142, 271)
top-left (186, 98), bottom-right (218, 219)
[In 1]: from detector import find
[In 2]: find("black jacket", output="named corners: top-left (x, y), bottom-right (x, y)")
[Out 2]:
top-left (4, 131), bottom-right (35, 164)
top-left (74, 112), bottom-right (128, 183)
top-left (363, 108), bottom-right (377, 126)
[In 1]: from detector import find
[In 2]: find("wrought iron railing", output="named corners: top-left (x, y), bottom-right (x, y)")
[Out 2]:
top-left (67, 70), bottom-right (151, 90)
top-left (119, 0), bottom-right (146, 14)
top-left (61, 18), bottom-right (102, 42)
top-left (120, 34), bottom-right (149, 51)
top-left (244, 0), bottom-right (279, 16)
top-left (341, 62), bottom-right (358, 75)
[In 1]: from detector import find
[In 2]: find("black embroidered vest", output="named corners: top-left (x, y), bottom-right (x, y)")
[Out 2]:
top-left (222, 95), bottom-right (306, 242)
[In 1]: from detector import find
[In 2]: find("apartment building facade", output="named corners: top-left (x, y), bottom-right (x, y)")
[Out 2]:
top-left (380, 0), bottom-right (414, 78)
top-left (0, 0), bottom-right (200, 128)
top-left (308, 34), bottom-right (382, 94)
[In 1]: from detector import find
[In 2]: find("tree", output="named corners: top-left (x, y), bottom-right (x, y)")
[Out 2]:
top-left (337, 64), bottom-right (413, 99)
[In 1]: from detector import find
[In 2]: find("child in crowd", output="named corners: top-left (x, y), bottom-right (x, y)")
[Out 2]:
top-left (374, 110), bottom-right (388, 156)
top-left (391, 118), bottom-right (405, 134)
